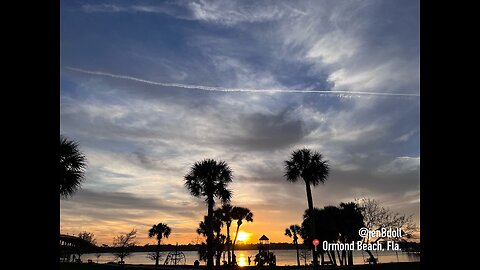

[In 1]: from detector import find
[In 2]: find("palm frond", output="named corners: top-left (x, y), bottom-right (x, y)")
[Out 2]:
top-left (60, 135), bottom-right (87, 198)
top-left (284, 148), bottom-right (329, 186)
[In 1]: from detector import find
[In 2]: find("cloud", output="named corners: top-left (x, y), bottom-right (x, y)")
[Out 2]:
top-left (81, 3), bottom-right (181, 16)
top-left (307, 30), bottom-right (359, 64)
top-left (62, 189), bottom-right (206, 218)
top-left (61, 0), bottom-right (420, 244)
top-left (221, 110), bottom-right (308, 151)
top-left (60, 189), bottom-right (207, 243)
top-left (81, 4), bottom-right (128, 13)
top-left (186, 0), bottom-right (306, 26)
top-left (79, 0), bottom-right (305, 26)
top-left (377, 157), bottom-right (420, 174)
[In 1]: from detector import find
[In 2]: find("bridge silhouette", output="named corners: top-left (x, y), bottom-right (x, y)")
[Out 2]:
top-left (60, 234), bottom-right (98, 262)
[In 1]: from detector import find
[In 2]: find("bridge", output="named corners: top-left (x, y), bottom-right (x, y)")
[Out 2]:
top-left (60, 234), bottom-right (98, 262)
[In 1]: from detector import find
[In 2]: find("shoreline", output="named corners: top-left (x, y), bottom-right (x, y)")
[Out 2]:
top-left (60, 261), bottom-right (420, 270)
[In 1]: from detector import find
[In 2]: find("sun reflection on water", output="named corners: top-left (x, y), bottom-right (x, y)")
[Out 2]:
top-left (238, 253), bottom-right (247, 267)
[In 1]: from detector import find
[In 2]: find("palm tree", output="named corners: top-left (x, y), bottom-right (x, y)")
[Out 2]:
top-left (198, 211), bottom-right (226, 266)
top-left (217, 203), bottom-right (234, 265)
top-left (284, 148), bottom-right (329, 267)
top-left (60, 135), bottom-right (87, 199)
top-left (285, 224), bottom-right (302, 266)
top-left (184, 159), bottom-right (233, 270)
top-left (213, 208), bottom-right (226, 266)
top-left (148, 223), bottom-right (171, 267)
top-left (231, 206), bottom-right (253, 264)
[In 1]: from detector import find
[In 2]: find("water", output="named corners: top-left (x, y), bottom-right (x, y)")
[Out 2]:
top-left (81, 249), bottom-right (419, 266)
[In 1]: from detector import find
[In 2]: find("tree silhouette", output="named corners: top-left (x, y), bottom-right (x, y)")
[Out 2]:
top-left (217, 203), bottom-right (234, 265)
top-left (60, 135), bottom-right (87, 198)
top-left (284, 148), bottom-right (329, 267)
top-left (357, 197), bottom-right (417, 242)
top-left (285, 224), bottom-right (301, 266)
top-left (196, 214), bottom-right (226, 266)
top-left (338, 202), bottom-right (364, 265)
top-left (184, 159), bottom-right (232, 270)
top-left (213, 208), bottom-right (226, 266)
top-left (75, 231), bottom-right (97, 262)
top-left (148, 223), bottom-right (171, 267)
top-left (301, 206), bottom-right (339, 265)
top-left (356, 197), bottom-right (418, 264)
top-left (113, 229), bottom-right (137, 265)
top-left (231, 206), bottom-right (253, 263)
top-left (300, 203), bottom-right (364, 266)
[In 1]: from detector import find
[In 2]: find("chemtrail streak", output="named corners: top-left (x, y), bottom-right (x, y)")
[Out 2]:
top-left (66, 67), bottom-right (420, 97)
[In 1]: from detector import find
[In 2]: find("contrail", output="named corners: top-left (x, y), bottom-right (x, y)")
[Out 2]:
top-left (65, 67), bottom-right (420, 97)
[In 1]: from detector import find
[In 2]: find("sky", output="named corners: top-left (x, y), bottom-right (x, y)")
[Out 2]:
top-left (60, 0), bottom-right (420, 246)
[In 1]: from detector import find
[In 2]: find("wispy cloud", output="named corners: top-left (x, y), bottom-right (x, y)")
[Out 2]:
top-left (66, 67), bottom-right (419, 97)
top-left (82, 4), bottom-right (170, 14)
top-left (80, 1), bottom-right (307, 26)
top-left (186, 0), bottom-right (306, 26)
top-left (377, 157), bottom-right (420, 174)
top-left (82, 4), bottom-right (128, 13)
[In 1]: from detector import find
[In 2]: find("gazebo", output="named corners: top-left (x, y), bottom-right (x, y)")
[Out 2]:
top-left (258, 235), bottom-right (270, 253)
top-left (256, 235), bottom-right (275, 266)
top-left (259, 235), bottom-right (269, 245)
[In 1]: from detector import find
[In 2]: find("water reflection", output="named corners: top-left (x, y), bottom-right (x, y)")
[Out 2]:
top-left (237, 253), bottom-right (247, 266)
top-left (80, 250), bottom-right (419, 266)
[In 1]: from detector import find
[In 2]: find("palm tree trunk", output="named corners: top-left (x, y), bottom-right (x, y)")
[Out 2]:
top-left (206, 197), bottom-right (215, 270)
top-left (305, 182), bottom-right (319, 268)
top-left (295, 239), bottom-right (300, 266)
top-left (215, 247), bottom-right (221, 266)
top-left (226, 222), bottom-right (231, 265)
top-left (215, 231), bottom-right (221, 266)
top-left (232, 222), bottom-right (241, 265)
top-left (155, 240), bottom-right (160, 267)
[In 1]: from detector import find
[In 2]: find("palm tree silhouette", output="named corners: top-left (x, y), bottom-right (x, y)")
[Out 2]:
top-left (60, 135), bottom-right (87, 199)
top-left (185, 159), bottom-right (233, 270)
top-left (285, 224), bottom-right (302, 266)
top-left (213, 208), bottom-right (226, 266)
top-left (197, 214), bottom-right (225, 266)
top-left (217, 203), bottom-right (234, 265)
top-left (284, 148), bottom-right (329, 267)
top-left (231, 206), bottom-right (253, 263)
top-left (148, 223), bottom-right (171, 267)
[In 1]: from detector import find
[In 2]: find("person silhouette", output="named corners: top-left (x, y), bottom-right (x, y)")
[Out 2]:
top-left (248, 256), bottom-right (251, 266)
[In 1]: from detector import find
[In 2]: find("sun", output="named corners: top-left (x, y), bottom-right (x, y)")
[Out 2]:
top-left (236, 231), bottom-right (250, 243)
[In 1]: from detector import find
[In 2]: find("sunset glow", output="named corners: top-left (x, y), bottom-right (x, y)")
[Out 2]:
top-left (60, 0), bottom-right (420, 251)
top-left (236, 231), bottom-right (250, 243)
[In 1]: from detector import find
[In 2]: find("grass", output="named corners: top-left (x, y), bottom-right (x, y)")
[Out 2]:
top-left (60, 262), bottom-right (420, 270)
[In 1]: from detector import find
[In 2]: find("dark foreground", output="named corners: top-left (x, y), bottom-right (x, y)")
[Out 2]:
top-left (60, 262), bottom-right (420, 270)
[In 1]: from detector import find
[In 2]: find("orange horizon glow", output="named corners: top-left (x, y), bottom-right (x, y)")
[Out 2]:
top-left (235, 231), bottom-right (250, 243)
top-left (60, 227), bottom-right (421, 246)
top-left (61, 197), bottom-right (420, 247)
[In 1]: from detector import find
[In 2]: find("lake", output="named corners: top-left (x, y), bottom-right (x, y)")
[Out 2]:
top-left (81, 249), bottom-right (420, 266)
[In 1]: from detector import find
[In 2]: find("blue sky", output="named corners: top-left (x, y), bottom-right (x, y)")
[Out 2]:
top-left (60, 0), bottom-right (419, 245)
